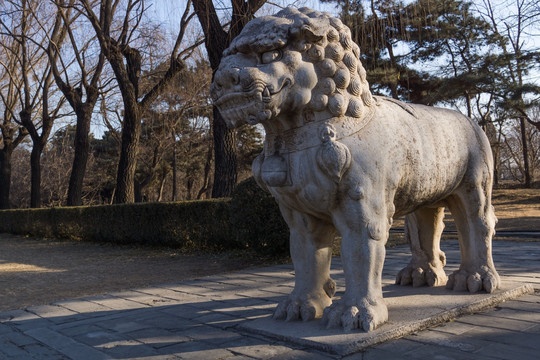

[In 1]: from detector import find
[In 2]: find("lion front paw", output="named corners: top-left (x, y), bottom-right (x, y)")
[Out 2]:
top-left (321, 298), bottom-right (388, 332)
top-left (446, 267), bottom-right (500, 293)
top-left (396, 263), bottom-right (448, 287)
top-left (273, 292), bottom-right (333, 322)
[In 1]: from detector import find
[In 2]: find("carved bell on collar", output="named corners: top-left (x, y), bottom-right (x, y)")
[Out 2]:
top-left (261, 153), bottom-right (289, 187)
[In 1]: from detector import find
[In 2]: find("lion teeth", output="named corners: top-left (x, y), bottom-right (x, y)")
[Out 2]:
top-left (215, 87), bottom-right (272, 126)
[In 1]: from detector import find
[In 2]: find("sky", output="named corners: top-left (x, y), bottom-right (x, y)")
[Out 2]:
top-left (150, 0), bottom-right (339, 32)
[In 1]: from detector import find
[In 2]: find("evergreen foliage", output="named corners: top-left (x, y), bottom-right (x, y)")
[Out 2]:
top-left (328, 0), bottom-right (498, 105)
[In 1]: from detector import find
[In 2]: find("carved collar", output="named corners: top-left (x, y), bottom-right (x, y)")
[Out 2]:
top-left (264, 105), bottom-right (376, 156)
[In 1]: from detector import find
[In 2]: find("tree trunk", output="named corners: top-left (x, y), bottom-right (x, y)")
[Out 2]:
top-left (30, 145), bottom-right (42, 208)
top-left (171, 134), bottom-right (177, 201)
top-left (211, 111), bottom-right (237, 197)
top-left (491, 140), bottom-right (501, 187)
top-left (66, 109), bottom-right (92, 206)
top-left (211, 107), bottom-right (237, 198)
top-left (491, 121), bottom-right (501, 187)
top-left (465, 92), bottom-right (472, 118)
top-left (193, 0), bottom-right (241, 199)
top-left (186, 177), bottom-right (193, 200)
top-left (114, 105), bottom-right (142, 203)
top-left (156, 173), bottom-right (166, 202)
top-left (197, 141), bottom-right (213, 199)
top-left (109, 187), bottom-right (115, 205)
top-left (134, 180), bottom-right (143, 203)
top-left (519, 117), bottom-right (531, 187)
top-left (0, 149), bottom-right (12, 209)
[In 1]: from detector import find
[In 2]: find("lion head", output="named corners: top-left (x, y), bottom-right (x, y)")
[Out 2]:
top-left (211, 7), bottom-right (373, 129)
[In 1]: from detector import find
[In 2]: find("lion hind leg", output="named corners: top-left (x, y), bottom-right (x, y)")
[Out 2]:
top-left (396, 206), bottom-right (448, 287)
top-left (446, 185), bottom-right (500, 293)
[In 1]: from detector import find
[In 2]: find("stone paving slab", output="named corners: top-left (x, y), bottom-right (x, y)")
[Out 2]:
top-left (0, 240), bottom-right (538, 359)
top-left (25, 327), bottom-right (110, 360)
top-left (238, 281), bottom-right (533, 356)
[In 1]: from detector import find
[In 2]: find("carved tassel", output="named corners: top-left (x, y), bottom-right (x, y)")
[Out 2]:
top-left (316, 124), bottom-right (351, 183)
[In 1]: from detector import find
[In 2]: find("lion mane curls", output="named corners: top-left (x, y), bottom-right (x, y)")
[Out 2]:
top-left (225, 7), bottom-right (374, 119)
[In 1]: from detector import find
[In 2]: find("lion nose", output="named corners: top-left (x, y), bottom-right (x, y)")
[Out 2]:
top-left (228, 67), bottom-right (240, 85)
top-left (214, 67), bottom-right (240, 89)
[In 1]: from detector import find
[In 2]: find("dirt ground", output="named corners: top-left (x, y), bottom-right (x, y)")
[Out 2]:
top-left (491, 188), bottom-right (540, 231)
top-left (0, 188), bottom-right (538, 312)
top-left (0, 235), bottom-right (271, 311)
top-left (390, 188), bottom-right (540, 232)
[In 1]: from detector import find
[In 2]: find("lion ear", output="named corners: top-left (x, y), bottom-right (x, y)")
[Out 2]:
top-left (301, 24), bottom-right (325, 43)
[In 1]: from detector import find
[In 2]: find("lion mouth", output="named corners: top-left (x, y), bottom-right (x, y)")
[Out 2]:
top-left (264, 78), bottom-right (292, 101)
top-left (214, 78), bottom-right (292, 127)
top-left (214, 88), bottom-right (265, 126)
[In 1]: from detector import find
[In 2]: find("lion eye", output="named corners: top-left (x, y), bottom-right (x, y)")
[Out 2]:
top-left (261, 50), bottom-right (281, 64)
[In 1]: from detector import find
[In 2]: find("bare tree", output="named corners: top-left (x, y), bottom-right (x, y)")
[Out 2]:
top-left (192, 0), bottom-right (266, 198)
top-left (126, 56), bottom-right (214, 202)
top-left (73, 0), bottom-right (198, 203)
top-left (9, 147), bottom-right (31, 208)
top-left (0, 51), bottom-right (28, 208)
top-left (47, 0), bottom-right (107, 206)
top-left (0, 0), bottom-right (65, 208)
top-left (499, 113), bottom-right (540, 183)
top-left (21, 69), bottom-right (65, 208)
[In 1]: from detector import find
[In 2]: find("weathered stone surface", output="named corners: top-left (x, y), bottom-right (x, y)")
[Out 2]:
top-left (212, 6), bottom-right (501, 331)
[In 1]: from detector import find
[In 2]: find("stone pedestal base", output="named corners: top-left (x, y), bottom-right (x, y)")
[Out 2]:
top-left (239, 280), bottom-right (534, 356)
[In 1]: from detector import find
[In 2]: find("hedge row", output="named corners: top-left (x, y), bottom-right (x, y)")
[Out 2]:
top-left (0, 178), bottom-right (290, 255)
top-left (0, 200), bottom-right (234, 250)
top-left (230, 177), bottom-right (289, 255)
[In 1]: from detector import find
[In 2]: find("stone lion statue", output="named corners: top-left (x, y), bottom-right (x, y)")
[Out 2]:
top-left (211, 7), bottom-right (500, 332)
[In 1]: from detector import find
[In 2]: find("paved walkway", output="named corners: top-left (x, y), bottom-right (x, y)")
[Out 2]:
top-left (0, 240), bottom-right (538, 360)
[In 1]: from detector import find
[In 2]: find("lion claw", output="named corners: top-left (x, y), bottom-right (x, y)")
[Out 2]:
top-left (322, 299), bottom-right (387, 332)
top-left (396, 264), bottom-right (447, 287)
top-left (446, 268), bottom-right (500, 293)
top-left (273, 292), bottom-right (332, 322)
